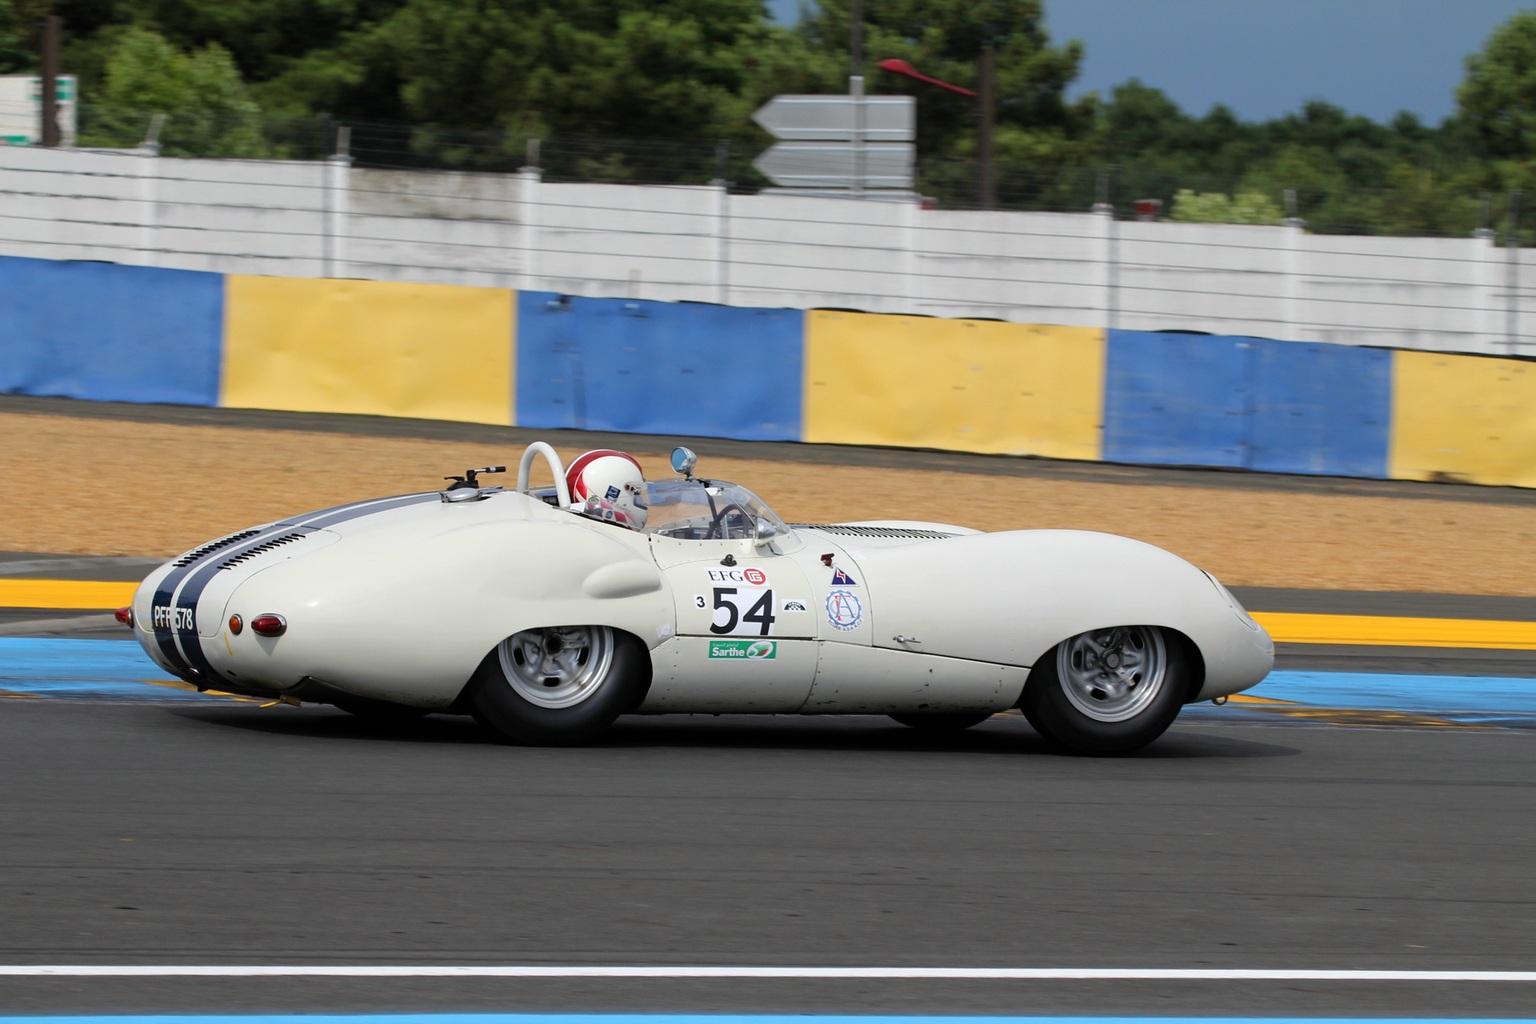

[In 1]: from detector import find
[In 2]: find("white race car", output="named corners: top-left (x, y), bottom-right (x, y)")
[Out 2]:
top-left (126, 443), bottom-right (1273, 755)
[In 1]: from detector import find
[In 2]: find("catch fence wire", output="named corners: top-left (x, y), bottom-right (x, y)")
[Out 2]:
top-left (0, 150), bottom-right (1524, 351)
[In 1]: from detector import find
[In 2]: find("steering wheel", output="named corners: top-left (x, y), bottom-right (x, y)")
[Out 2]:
top-left (706, 503), bottom-right (753, 541)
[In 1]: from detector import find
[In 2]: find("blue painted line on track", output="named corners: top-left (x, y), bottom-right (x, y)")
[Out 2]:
top-left (0, 1017), bottom-right (1532, 1024)
top-left (1, 1018), bottom-right (1533, 1024)
top-left (3, 639), bottom-right (1536, 716)
top-left (0, 637), bottom-right (203, 700)
top-left (1253, 669), bottom-right (1536, 712)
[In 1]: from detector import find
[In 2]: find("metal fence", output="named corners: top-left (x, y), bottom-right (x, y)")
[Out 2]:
top-left (59, 105), bottom-right (1525, 240)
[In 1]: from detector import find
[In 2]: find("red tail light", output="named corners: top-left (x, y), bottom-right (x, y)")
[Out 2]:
top-left (250, 614), bottom-right (287, 637)
top-left (114, 606), bottom-right (133, 628)
top-left (228, 614), bottom-right (243, 635)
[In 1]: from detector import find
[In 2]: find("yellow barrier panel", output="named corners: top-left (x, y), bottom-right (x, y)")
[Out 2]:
top-left (221, 277), bottom-right (515, 425)
top-left (1390, 350), bottom-right (1536, 488)
top-left (0, 580), bottom-right (137, 609)
top-left (803, 311), bottom-right (1104, 459)
top-left (1252, 612), bottom-right (1536, 650)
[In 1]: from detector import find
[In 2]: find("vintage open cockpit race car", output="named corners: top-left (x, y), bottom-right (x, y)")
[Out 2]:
top-left (126, 442), bottom-right (1273, 755)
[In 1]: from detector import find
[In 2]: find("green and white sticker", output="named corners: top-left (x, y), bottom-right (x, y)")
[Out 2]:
top-left (708, 639), bottom-right (777, 660)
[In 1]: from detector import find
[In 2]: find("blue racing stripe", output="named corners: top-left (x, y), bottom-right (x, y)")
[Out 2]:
top-left (151, 491), bottom-right (441, 684)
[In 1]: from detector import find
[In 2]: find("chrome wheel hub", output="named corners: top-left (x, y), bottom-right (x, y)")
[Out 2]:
top-left (497, 626), bottom-right (615, 709)
top-left (1057, 626), bottom-right (1167, 722)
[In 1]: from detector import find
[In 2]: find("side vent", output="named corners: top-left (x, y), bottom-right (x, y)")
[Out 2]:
top-left (218, 532), bottom-right (308, 570)
top-left (171, 529), bottom-right (263, 567)
top-left (796, 524), bottom-right (960, 540)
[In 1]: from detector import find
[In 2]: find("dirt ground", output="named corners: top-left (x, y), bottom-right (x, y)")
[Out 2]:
top-left (6, 407), bottom-right (1536, 596)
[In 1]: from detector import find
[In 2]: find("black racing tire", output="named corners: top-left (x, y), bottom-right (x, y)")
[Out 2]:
top-left (888, 711), bottom-right (994, 731)
top-left (330, 695), bottom-right (432, 722)
top-left (468, 625), bottom-right (649, 746)
top-left (1020, 625), bottom-right (1190, 756)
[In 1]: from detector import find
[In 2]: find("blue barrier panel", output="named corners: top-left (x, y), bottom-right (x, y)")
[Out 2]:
top-left (515, 293), bottom-right (803, 440)
top-left (0, 256), bottom-right (223, 406)
top-left (1249, 339), bottom-right (1390, 478)
top-left (1104, 331), bottom-right (1250, 467)
top-left (1105, 331), bottom-right (1392, 477)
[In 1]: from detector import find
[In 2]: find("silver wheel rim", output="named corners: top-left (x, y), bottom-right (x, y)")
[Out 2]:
top-left (1056, 626), bottom-right (1167, 723)
top-left (496, 626), bottom-right (615, 709)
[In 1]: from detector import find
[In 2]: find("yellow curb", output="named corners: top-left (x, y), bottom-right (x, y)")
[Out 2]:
top-left (0, 580), bottom-right (137, 610)
top-left (1252, 611), bottom-right (1536, 650)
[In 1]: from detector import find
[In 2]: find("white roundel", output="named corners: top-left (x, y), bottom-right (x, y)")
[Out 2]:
top-left (566, 449), bottom-right (647, 530)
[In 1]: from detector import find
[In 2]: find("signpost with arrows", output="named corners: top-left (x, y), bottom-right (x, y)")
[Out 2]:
top-left (751, 90), bottom-right (915, 193)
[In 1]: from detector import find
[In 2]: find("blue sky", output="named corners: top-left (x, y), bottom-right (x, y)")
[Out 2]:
top-left (768, 0), bottom-right (1536, 125)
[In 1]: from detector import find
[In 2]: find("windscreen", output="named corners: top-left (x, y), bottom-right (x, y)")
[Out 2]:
top-left (640, 478), bottom-right (788, 541)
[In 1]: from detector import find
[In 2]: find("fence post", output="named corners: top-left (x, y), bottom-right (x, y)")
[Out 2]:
top-left (1508, 190), bottom-right (1523, 356)
top-left (712, 140), bottom-right (731, 305)
top-left (323, 125), bottom-right (351, 279)
top-left (517, 139), bottom-right (543, 293)
top-left (1282, 189), bottom-right (1306, 341)
top-left (1094, 171), bottom-right (1118, 330)
top-left (135, 121), bottom-right (162, 267)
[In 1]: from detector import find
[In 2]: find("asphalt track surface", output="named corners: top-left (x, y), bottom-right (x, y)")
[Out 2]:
top-left (5, 399), bottom-right (1536, 1017)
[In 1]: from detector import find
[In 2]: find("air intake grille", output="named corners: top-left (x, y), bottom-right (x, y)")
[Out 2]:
top-left (796, 524), bottom-right (959, 540)
top-left (172, 529), bottom-right (263, 567)
top-left (217, 532), bottom-right (307, 569)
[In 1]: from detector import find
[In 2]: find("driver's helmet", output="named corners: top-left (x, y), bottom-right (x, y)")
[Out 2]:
top-left (566, 449), bottom-right (647, 530)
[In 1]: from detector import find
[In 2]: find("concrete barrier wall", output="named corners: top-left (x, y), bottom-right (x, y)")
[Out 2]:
top-left (221, 275), bottom-right (515, 425)
top-left (803, 311), bottom-right (1103, 461)
top-left (1390, 351), bottom-right (1536, 489)
top-left (2, 254), bottom-right (1533, 490)
top-left (0, 255), bottom-right (223, 405)
top-left (514, 292), bottom-right (802, 439)
top-left (1103, 332), bottom-right (1392, 479)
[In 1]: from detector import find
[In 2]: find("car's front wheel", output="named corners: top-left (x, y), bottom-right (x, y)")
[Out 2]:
top-left (469, 625), bottom-right (648, 745)
top-left (1020, 625), bottom-right (1190, 755)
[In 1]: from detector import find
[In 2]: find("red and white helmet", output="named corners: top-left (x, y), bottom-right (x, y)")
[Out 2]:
top-left (566, 449), bottom-right (647, 530)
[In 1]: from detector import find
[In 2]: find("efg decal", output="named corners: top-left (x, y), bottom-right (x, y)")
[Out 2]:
top-left (706, 567), bottom-right (769, 586)
top-left (830, 567), bottom-right (857, 586)
top-left (826, 590), bottom-right (863, 632)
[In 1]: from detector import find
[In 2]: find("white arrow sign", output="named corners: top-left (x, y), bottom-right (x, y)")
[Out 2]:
top-left (752, 95), bottom-right (915, 142)
top-left (752, 142), bottom-right (915, 190)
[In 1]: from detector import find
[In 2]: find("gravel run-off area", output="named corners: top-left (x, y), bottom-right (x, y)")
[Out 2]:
top-left (6, 403), bottom-right (1536, 597)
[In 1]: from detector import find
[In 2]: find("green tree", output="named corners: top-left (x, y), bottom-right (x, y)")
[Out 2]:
top-left (1458, 10), bottom-right (1536, 161)
top-left (80, 26), bottom-right (268, 157)
top-left (0, 0), bottom-right (31, 74)
top-left (801, 0), bottom-right (1092, 205)
top-left (1167, 188), bottom-right (1282, 225)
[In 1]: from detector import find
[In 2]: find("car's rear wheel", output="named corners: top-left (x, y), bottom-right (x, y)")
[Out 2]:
top-left (469, 625), bottom-right (648, 745)
top-left (1020, 625), bottom-right (1189, 755)
top-left (888, 712), bottom-right (993, 731)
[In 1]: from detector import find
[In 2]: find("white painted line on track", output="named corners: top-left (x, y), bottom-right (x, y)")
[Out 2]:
top-left (2, 965), bottom-right (1536, 981)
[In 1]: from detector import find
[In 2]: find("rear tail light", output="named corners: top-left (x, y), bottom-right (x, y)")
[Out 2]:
top-left (114, 606), bottom-right (133, 628)
top-left (250, 614), bottom-right (287, 637)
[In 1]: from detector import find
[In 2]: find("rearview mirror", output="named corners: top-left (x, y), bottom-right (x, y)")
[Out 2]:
top-left (671, 446), bottom-right (697, 478)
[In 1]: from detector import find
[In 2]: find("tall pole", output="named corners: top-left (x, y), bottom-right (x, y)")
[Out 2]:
top-left (978, 46), bottom-right (995, 208)
top-left (850, 0), bottom-right (864, 198)
top-left (1508, 189), bottom-right (1522, 355)
top-left (39, 15), bottom-right (61, 148)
